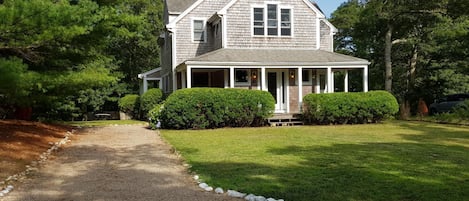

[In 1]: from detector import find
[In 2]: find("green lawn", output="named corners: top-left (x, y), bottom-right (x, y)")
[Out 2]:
top-left (161, 121), bottom-right (469, 201)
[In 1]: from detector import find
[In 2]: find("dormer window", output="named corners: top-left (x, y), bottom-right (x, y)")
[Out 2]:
top-left (253, 4), bottom-right (292, 37)
top-left (193, 19), bottom-right (206, 42)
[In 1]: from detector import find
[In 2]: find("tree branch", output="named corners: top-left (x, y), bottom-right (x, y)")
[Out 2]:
top-left (392, 39), bottom-right (408, 45)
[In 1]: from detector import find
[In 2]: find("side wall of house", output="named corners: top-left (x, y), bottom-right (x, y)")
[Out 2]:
top-left (225, 0), bottom-right (319, 49)
top-left (174, 0), bottom-right (231, 65)
top-left (320, 20), bottom-right (333, 52)
top-left (212, 20), bottom-right (223, 50)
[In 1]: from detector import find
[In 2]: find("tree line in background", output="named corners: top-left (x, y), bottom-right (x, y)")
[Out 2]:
top-left (0, 0), bottom-right (163, 120)
top-left (330, 0), bottom-right (469, 118)
top-left (1, 0), bottom-right (468, 121)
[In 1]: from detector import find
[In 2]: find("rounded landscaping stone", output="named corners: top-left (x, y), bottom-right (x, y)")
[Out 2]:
top-left (227, 190), bottom-right (246, 198)
top-left (214, 187), bottom-right (224, 194)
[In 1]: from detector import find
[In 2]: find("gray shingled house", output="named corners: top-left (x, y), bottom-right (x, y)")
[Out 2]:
top-left (139, 0), bottom-right (369, 114)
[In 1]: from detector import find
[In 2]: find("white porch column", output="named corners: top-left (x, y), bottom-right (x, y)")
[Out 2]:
top-left (363, 66), bottom-right (369, 92)
top-left (224, 69), bottom-right (229, 88)
top-left (344, 70), bottom-right (349, 92)
top-left (158, 79), bottom-right (163, 89)
top-left (181, 70), bottom-right (186, 89)
top-left (326, 67), bottom-right (332, 93)
top-left (186, 66), bottom-right (192, 88)
top-left (331, 70), bottom-right (335, 93)
top-left (229, 67), bottom-right (235, 88)
top-left (172, 71), bottom-right (178, 91)
top-left (143, 77), bottom-right (148, 93)
top-left (298, 67), bottom-right (303, 111)
top-left (315, 70), bottom-right (320, 94)
top-left (261, 67), bottom-right (267, 91)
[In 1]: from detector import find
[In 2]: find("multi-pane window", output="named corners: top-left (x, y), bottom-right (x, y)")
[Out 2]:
top-left (253, 4), bottom-right (291, 36)
top-left (253, 8), bottom-right (264, 35)
top-left (267, 4), bottom-right (278, 36)
top-left (193, 20), bottom-right (205, 42)
top-left (281, 9), bottom-right (291, 36)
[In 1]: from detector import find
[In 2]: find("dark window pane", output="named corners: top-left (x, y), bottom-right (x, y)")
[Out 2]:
top-left (268, 4), bottom-right (277, 19)
top-left (281, 9), bottom-right (290, 21)
top-left (281, 28), bottom-right (291, 36)
top-left (268, 28), bottom-right (277, 35)
top-left (302, 70), bottom-right (310, 82)
top-left (235, 70), bottom-right (249, 83)
top-left (254, 28), bottom-right (264, 35)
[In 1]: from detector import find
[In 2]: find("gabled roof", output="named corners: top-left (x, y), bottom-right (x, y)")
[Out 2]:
top-left (168, 0), bottom-right (326, 28)
top-left (184, 48), bottom-right (369, 66)
top-left (138, 68), bottom-right (161, 79)
top-left (166, 0), bottom-right (198, 14)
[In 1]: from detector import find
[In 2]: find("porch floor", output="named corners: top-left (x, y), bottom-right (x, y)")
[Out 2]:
top-left (268, 113), bottom-right (304, 126)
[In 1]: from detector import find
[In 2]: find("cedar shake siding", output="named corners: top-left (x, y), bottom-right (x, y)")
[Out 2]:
top-left (320, 20), bottom-right (333, 51)
top-left (226, 0), bottom-right (319, 49)
top-left (174, 0), bottom-right (231, 65)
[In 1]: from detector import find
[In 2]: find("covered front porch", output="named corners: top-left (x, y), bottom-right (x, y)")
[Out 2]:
top-left (176, 65), bottom-right (368, 113)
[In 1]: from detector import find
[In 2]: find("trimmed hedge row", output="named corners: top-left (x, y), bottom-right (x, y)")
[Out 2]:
top-left (303, 91), bottom-right (399, 124)
top-left (155, 88), bottom-right (275, 129)
top-left (140, 88), bottom-right (163, 118)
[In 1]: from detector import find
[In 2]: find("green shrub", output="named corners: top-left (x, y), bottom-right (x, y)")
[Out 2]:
top-left (118, 94), bottom-right (140, 117)
top-left (303, 91), bottom-right (398, 124)
top-left (159, 88), bottom-right (275, 129)
top-left (148, 103), bottom-right (164, 129)
top-left (140, 88), bottom-right (163, 118)
top-left (454, 100), bottom-right (469, 119)
top-left (435, 100), bottom-right (469, 123)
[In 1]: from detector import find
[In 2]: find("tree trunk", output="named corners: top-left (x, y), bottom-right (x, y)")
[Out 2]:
top-left (385, 24), bottom-right (393, 92)
top-left (400, 45), bottom-right (419, 120)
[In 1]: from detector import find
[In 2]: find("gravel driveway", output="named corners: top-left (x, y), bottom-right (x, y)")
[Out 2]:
top-left (3, 125), bottom-right (238, 201)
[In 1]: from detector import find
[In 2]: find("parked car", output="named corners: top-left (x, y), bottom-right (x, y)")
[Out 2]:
top-left (429, 93), bottom-right (469, 115)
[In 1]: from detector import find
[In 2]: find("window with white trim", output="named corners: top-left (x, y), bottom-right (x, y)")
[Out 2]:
top-left (235, 69), bottom-right (251, 85)
top-left (281, 9), bottom-right (291, 36)
top-left (253, 4), bottom-right (292, 36)
top-left (253, 8), bottom-right (264, 35)
top-left (193, 19), bottom-right (206, 42)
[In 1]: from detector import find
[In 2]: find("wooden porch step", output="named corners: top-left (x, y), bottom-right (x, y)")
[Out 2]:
top-left (268, 113), bottom-right (304, 126)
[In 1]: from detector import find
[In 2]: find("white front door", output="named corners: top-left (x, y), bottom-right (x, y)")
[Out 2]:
top-left (267, 70), bottom-right (288, 113)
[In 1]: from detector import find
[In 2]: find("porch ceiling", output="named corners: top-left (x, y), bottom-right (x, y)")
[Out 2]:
top-left (183, 48), bottom-right (370, 67)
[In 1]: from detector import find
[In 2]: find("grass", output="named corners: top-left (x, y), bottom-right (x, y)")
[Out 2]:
top-left (61, 120), bottom-right (147, 127)
top-left (161, 121), bottom-right (469, 201)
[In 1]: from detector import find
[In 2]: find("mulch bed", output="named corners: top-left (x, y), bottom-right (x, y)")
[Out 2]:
top-left (0, 120), bottom-right (71, 180)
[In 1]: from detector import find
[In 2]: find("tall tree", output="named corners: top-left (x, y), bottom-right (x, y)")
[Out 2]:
top-left (331, 0), bottom-right (468, 118)
top-left (0, 0), bottom-right (164, 120)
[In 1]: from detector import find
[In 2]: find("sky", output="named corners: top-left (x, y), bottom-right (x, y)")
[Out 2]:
top-left (314, 0), bottom-right (348, 18)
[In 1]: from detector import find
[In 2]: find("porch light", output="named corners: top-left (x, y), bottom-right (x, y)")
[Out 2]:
top-left (289, 70), bottom-right (295, 79)
top-left (251, 70), bottom-right (257, 80)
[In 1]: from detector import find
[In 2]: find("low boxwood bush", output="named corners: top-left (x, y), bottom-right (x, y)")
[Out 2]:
top-left (159, 88), bottom-right (275, 129)
top-left (140, 88), bottom-right (163, 118)
top-left (118, 94), bottom-right (140, 117)
top-left (303, 91), bottom-right (399, 124)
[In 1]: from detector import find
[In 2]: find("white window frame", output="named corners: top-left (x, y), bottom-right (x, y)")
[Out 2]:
top-left (192, 18), bottom-right (207, 43)
top-left (234, 69), bottom-right (251, 86)
top-left (251, 3), bottom-right (293, 37)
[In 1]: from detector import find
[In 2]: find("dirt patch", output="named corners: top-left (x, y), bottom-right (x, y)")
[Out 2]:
top-left (0, 120), bottom-right (70, 181)
top-left (3, 125), bottom-right (239, 201)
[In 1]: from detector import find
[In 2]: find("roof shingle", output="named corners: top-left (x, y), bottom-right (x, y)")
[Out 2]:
top-left (184, 48), bottom-right (369, 66)
top-left (166, 0), bottom-right (198, 13)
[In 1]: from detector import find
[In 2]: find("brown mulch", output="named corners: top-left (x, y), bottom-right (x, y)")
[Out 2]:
top-left (0, 120), bottom-right (71, 181)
